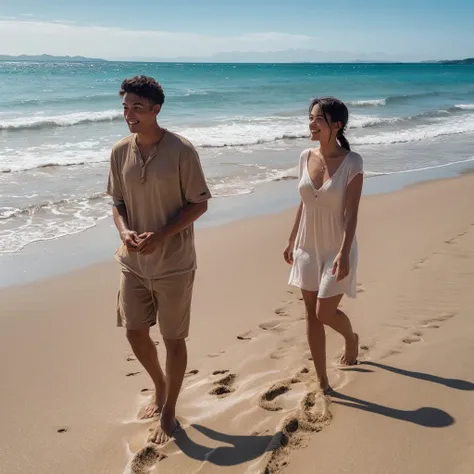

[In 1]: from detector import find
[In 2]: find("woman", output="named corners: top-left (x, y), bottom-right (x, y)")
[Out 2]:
top-left (284, 97), bottom-right (363, 394)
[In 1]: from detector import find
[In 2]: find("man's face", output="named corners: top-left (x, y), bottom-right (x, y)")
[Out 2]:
top-left (122, 92), bottom-right (161, 133)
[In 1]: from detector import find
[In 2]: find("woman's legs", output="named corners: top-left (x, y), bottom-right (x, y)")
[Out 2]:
top-left (302, 290), bottom-right (359, 392)
top-left (301, 289), bottom-right (329, 392)
top-left (316, 294), bottom-right (359, 365)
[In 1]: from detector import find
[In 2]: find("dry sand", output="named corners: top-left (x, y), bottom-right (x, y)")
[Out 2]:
top-left (1, 173), bottom-right (474, 473)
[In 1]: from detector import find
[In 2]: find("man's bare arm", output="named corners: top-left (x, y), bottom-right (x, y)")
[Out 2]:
top-left (162, 201), bottom-right (208, 239)
top-left (112, 202), bottom-right (140, 249)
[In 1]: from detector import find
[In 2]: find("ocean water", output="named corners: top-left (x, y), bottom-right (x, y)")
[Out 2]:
top-left (1, 61), bottom-right (474, 254)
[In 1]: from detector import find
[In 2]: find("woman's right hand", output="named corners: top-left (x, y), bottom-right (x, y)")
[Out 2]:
top-left (283, 242), bottom-right (294, 264)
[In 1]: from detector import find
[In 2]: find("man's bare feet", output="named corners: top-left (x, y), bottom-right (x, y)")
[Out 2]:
top-left (149, 407), bottom-right (180, 445)
top-left (341, 332), bottom-right (359, 365)
top-left (139, 389), bottom-right (166, 419)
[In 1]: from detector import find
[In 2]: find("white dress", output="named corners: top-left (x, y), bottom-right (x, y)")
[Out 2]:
top-left (288, 148), bottom-right (363, 298)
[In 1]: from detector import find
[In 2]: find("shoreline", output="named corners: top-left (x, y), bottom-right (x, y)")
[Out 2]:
top-left (1, 157), bottom-right (473, 289)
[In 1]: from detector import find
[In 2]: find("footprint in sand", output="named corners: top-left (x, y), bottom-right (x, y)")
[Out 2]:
top-left (259, 320), bottom-right (287, 332)
top-left (126, 356), bottom-right (137, 362)
top-left (423, 312), bottom-right (456, 325)
top-left (207, 350), bottom-right (225, 358)
top-left (57, 428), bottom-right (68, 433)
top-left (209, 373), bottom-right (237, 397)
top-left (356, 283), bottom-right (365, 294)
top-left (412, 258), bottom-right (427, 270)
top-left (129, 445), bottom-right (167, 474)
top-left (262, 391), bottom-right (331, 473)
top-left (126, 372), bottom-right (141, 377)
top-left (259, 367), bottom-right (313, 411)
top-left (274, 307), bottom-right (290, 317)
top-left (435, 312), bottom-right (456, 322)
top-left (297, 367), bottom-right (311, 376)
top-left (259, 381), bottom-right (292, 412)
top-left (291, 367), bottom-right (313, 383)
top-left (270, 347), bottom-right (289, 360)
top-left (237, 330), bottom-right (254, 341)
top-left (380, 349), bottom-right (402, 359)
top-left (402, 334), bottom-right (423, 344)
top-left (212, 369), bottom-right (230, 375)
top-left (185, 369), bottom-right (199, 377)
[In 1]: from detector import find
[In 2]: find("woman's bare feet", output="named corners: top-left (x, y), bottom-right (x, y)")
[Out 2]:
top-left (318, 375), bottom-right (330, 394)
top-left (149, 407), bottom-right (180, 445)
top-left (341, 332), bottom-right (359, 365)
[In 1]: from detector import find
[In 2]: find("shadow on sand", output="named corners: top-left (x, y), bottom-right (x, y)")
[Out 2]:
top-left (173, 424), bottom-right (276, 466)
top-left (347, 361), bottom-right (474, 391)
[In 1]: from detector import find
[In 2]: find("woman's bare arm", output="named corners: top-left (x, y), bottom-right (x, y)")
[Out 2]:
top-left (288, 201), bottom-right (303, 245)
top-left (284, 201), bottom-right (303, 264)
top-left (340, 173), bottom-right (363, 256)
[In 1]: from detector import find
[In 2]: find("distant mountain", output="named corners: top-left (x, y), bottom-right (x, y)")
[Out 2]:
top-left (0, 54), bottom-right (106, 62)
top-left (116, 49), bottom-right (425, 63)
top-left (2, 52), bottom-right (471, 65)
top-left (438, 57), bottom-right (474, 65)
top-left (197, 49), bottom-right (423, 63)
top-left (422, 57), bottom-right (474, 65)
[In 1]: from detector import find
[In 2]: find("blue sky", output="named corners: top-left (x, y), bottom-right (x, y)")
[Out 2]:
top-left (1, 1), bottom-right (473, 61)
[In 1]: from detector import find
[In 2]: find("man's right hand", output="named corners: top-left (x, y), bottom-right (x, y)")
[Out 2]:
top-left (120, 230), bottom-right (140, 252)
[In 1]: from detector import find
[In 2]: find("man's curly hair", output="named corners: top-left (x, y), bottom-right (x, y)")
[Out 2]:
top-left (119, 75), bottom-right (165, 106)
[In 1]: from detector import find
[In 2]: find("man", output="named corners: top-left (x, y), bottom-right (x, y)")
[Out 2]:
top-left (107, 75), bottom-right (211, 444)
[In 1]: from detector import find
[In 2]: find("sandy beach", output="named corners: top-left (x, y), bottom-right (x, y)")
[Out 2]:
top-left (1, 172), bottom-right (474, 474)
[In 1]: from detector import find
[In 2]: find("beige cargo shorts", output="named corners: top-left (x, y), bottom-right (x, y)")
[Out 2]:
top-left (116, 269), bottom-right (195, 339)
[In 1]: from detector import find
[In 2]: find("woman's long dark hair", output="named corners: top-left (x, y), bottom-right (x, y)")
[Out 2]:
top-left (309, 97), bottom-right (350, 151)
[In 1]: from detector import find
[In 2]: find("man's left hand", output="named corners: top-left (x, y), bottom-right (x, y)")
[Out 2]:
top-left (136, 231), bottom-right (166, 255)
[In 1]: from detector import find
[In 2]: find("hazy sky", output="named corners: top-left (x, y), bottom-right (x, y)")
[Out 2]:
top-left (1, 0), bottom-right (473, 61)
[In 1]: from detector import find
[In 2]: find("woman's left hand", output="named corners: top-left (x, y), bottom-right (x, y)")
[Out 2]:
top-left (332, 252), bottom-right (350, 282)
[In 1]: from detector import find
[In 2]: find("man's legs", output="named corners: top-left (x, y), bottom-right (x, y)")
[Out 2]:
top-left (150, 337), bottom-right (187, 444)
top-left (117, 269), bottom-right (165, 418)
top-left (149, 271), bottom-right (194, 445)
top-left (126, 328), bottom-right (166, 417)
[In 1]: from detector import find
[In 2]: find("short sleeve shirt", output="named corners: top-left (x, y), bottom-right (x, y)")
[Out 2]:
top-left (107, 131), bottom-right (212, 279)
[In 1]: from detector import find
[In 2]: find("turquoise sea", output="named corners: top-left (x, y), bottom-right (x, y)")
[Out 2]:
top-left (1, 61), bottom-right (474, 254)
